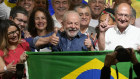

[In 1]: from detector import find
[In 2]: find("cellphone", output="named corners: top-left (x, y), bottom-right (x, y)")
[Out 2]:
top-left (16, 64), bottom-right (24, 79)
top-left (16, 64), bottom-right (24, 71)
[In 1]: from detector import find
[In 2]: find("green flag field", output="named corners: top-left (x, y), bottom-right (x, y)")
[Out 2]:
top-left (26, 51), bottom-right (140, 79)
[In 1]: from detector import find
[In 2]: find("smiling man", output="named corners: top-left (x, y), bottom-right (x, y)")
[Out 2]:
top-left (98, 3), bottom-right (140, 50)
top-left (51, 0), bottom-right (70, 28)
top-left (33, 11), bottom-right (95, 51)
top-left (88, 0), bottom-right (105, 27)
top-left (75, 4), bottom-right (96, 36)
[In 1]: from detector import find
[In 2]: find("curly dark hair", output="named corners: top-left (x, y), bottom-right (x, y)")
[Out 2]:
top-left (28, 7), bottom-right (54, 37)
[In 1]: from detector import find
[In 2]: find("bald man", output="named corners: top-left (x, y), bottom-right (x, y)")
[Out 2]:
top-left (98, 3), bottom-right (140, 50)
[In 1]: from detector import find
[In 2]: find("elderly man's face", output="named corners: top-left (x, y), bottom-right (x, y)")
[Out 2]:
top-left (115, 3), bottom-right (132, 30)
top-left (17, 0), bottom-right (35, 13)
top-left (63, 13), bottom-right (80, 38)
top-left (76, 7), bottom-right (91, 26)
top-left (71, 0), bottom-right (82, 6)
top-left (88, 0), bottom-right (105, 16)
top-left (52, 0), bottom-right (69, 16)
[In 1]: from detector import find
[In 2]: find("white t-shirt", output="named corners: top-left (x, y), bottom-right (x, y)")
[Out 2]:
top-left (89, 19), bottom-right (99, 28)
top-left (105, 24), bottom-right (140, 50)
top-left (0, 2), bottom-right (11, 20)
top-left (52, 14), bottom-right (62, 28)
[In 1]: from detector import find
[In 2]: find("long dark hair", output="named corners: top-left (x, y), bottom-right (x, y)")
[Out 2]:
top-left (28, 7), bottom-right (54, 37)
top-left (0, 19), bottom-right (21, 56)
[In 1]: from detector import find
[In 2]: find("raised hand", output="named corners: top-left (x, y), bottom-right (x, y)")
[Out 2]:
top-left (105, 0), bottom-right (115, 9)
top-left (49, 28), bottom-right (59, 46)
top-left (99, 14), bottom-right (112, 32)
top-left (84, 33), bottom-right (92, 49)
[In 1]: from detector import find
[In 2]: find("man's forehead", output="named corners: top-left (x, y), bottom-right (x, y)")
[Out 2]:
top-left (53, 0), bottom-right (68, 2)
top-left (16, 13), bottom-right (27, 19)
top-left (77, 7), bottom-right (91, 13)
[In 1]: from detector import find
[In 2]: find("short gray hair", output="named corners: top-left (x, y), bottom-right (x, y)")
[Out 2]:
top-left (63, 11), bottom-right (81, 22)
top-left (74, 4), bottom-right (91, 14)
top-left (114, 3), bottom-right (133, 16)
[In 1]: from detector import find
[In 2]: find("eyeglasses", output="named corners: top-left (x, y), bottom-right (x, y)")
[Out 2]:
top-left (8, 30), bottom-right (19, 36)
top-left (15, 18), bottom-right (27, 24)
top-left (116, 13), bottom-right (131, 18)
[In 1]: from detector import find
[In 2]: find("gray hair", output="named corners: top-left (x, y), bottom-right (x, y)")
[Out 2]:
top-left (114, 3), bottom-right (133, 16)
top-left (74, 4), bottom-right (92, 14)
top-left (63, 11), bottom-right (81, 22)
top-left (131, 7), bottom-right (136, 18)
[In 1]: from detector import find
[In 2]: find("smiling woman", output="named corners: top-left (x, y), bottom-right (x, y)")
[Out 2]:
top-left (0, 20), bottom-right (30, 79)
top-left (26, 7), bottom-right (54, 52)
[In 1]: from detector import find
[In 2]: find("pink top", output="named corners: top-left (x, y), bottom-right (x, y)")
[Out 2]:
top-left (0, 39), bottom-right (30, 65)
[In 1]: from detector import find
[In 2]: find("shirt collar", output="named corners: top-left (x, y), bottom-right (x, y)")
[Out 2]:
top-left (114, 24), bottom-right (131, 34)
top-left (83, 28), bottom-right (89, 35)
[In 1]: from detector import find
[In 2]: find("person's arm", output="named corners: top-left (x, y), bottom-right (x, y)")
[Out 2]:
top-left (129, 49), bottom-right (140, 78)
top-left (98, 31), bottom-right (106, 50)
top-left (0, 57), bottom-right (6, 74)
top-left (34, 36), bottom-right (50, 48)
top-left (34, 29), bottom-right (59, 48)
top-left (0, 57), bottom-right (16, 74)
top-left (100, 52), bottom-right (118, 79)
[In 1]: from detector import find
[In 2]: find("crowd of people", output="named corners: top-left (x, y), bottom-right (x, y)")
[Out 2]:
top-left (0, 0), bottom-right (140, 78)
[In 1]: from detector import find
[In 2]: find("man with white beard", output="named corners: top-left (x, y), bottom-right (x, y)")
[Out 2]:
top-left (33, 11), bottom-right (95, 51)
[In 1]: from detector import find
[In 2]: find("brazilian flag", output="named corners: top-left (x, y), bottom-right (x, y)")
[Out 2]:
top-left (26, 51), bottom-right (140, 79)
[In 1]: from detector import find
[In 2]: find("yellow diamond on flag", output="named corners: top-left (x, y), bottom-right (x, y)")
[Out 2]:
top-left (62, 58), bottom-right (128, 79)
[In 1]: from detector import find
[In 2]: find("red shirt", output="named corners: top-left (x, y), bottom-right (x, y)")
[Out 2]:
top-left (0, 39), bottom-right (30, 65)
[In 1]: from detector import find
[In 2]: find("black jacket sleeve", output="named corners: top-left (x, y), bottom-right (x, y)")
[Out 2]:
top-left (100, 66), bottom-right (111, 79)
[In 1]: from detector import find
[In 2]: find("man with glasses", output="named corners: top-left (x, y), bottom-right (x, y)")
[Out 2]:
top-left (9, 6), bottom-right (30, 38)
top-left (98, 3), bottom-right (140, 50)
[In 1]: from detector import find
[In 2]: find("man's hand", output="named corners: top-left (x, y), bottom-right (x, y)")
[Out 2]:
top-left (84, 33), bottom-right (93, 50)
top-left (23, 30), bottom-right (31, 38)
top-left (105, 0), bottom-right (115, 9)
top-left (99, 14), bottom-right (113, 32)
top-left (49, 28), bottom-right (59, 46)
top-left (127, 48), bottom-right (139, 65)
top-left (104, 52), bottom-right (118, 67)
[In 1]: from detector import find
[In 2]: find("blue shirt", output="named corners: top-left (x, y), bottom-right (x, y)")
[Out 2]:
top-left (33, 31), bottom-right (95, 52)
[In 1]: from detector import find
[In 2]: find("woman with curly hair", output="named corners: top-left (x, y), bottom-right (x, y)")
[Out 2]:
top-left (26, 7), bottom-right (54, 52)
